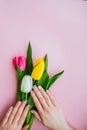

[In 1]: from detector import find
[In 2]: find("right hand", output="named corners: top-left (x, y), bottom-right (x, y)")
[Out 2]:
top-left (0, 101), bottom-right (29, 130)
top-left (31, 86), bottom-right (73, 130)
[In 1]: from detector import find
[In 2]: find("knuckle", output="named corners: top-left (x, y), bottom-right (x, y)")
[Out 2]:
top-left (17, 112), bottom-right (21, 117)
top-left (16, 109), bottom-right (22, 118)
top-left (10, 114), bottom-right (14, 120)
top-left (39, 110), bottom-right (44, 117)
top-left (34, 98), bottom-right (38, 102)
top-left (22, 109), bottom-right (28, 117)
top-left (45, 106), bottom-right (50, 113)
top-left (25, 108), bottom-right (29, 114)
top-left (45, 95), bottom-right (49, 101)
top-left (22, 113), bottom-right (25, 119)
top-left (40, 96), bottom-right (44, 101)
top-left (21, 103), bottom-right (25, 108)
top-left (45, 107), bottom-right (49, 113)
top-left (35, 99), bottom-right (39, 105)
top-left (17, 109), bottom-right (22, 117)
top-left (12, 109), bottom-right (17, 115)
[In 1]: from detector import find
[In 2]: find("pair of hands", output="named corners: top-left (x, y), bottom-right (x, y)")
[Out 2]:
top-left (0, 86), bottom-right (73, 130)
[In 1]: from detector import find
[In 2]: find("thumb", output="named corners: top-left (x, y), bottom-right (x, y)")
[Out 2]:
top-left (31, 110), bottom-right (41, 122)
top-left (22, 125), bottom-right (29, 130)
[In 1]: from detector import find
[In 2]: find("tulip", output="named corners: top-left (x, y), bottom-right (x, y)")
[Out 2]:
top-left (21, 75), bottom-right (33, 93)
top-left (31, 58), bottom-right (44, 80)
top-left (13, 56), bottom-right (26, 71)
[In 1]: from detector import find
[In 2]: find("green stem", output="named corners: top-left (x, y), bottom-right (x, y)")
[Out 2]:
top-left (26, 93), bottom-right (28, 100)
top-left (26, 110), bottom-right (31, 124)
top-left (27, 113), bottom-right (35, 130)
top-left (17, 81), bottom-right (22, 101)
top-left (33, 80), bottom-right (37, 86)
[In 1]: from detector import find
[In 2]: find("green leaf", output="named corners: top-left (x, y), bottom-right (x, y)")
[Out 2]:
top-left (36, 71), bottom-right (49, 90)
top-left (46, 70), bottom-right (64, 90)
top-left (17, 67), bottom-right (25, 81)
top-left (26, 110), bottom-right (31, 124)
top-left (44, 54), bottom-right (48, 71)
top-left (26, 42), bottom-right (33, 75)
top-left (25, 110), bottom-right (35, 130)
top-left (21, 92), bottom-right (26, 100)
top-left (27, 95), bottom-right (35, 107)
top-left (25, 102), bottom-right (35, 130)
top-left (17, 82), bottom-right (21, 101)
top-left (27, 113), bottom-right (35, 130)
top-left (17, 67), bottom-right (26, 100)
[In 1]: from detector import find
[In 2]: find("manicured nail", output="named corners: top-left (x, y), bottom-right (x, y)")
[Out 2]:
top-left (25, 125), bottom-right (29, 129)
top-left (33, 85), bottom-right (36, 87)
top-left (31, 111), bottom-right (33, 114)
top-left (18, 101), bottom-right (21, 105)
top-left (46, 90), bottom-right (49, 93)
top-left (10, 106), bottom-right (13, 109)
top-left (27, 104), bottom-right (30, 108)
top-left (38, 86), bottom-right (41, 88)
top-left (23, 100), bottom-right (27, 104)
top-left (18, 101), bottom-right (21, 103)
top-left (26, 125), bottom-right (29, 128)
top-left (38, 86), bottom-right (43, 89)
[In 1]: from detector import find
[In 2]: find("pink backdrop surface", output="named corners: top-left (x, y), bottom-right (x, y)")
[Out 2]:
top-left (0, 1), bottom-right (87, 130)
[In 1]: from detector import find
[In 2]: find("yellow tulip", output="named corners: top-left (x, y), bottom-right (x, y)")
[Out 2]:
top-left (31, 58), bottom-right (44, 80)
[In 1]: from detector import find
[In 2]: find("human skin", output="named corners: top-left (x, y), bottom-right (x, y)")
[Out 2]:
top-left (0, 101), bottom-right (29, 130)
top-left (30, 86), bottom-right (73, 130)
top-left (0, 86), bottom-right (73, 130)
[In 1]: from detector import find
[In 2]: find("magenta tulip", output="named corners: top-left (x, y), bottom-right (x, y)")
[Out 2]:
top-left (13, 56), bottom-right (26, 71)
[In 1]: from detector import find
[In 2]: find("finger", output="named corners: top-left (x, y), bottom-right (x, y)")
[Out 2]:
top-left (22, 125), bottom-right (29, 130)
top-left (8, 101), bottom-right (21, 124)
top-left (18, 105), bottom-right (29, 126)
top-left (13, 101), bottom-right (26, 124)
top-left (33, 86), bottom-right (48, 110)
top-left (31, 90), bottom-right (44, 116)
top-left (31, 110), bottom-right (41, 122)
top-left (46, 90), bottom-right (58, 106)
top-left (1, 106), bottom-right (13, 125)
top-left (38, 86), bottom-right (52, 107)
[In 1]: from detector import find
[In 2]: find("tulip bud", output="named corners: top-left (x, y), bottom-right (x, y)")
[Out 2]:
top-left (13, 56), bottom-right (26, 71)
top-left (21, 75), bottom-right (33, 93)
top-left (31, 58), bottom-right (44, 80)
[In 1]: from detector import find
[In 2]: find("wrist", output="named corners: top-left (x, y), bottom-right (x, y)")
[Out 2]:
top-left (51, 122), bottom-right (73, 130)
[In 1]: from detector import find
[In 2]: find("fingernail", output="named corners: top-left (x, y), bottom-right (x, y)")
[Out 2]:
top-left (10, 106), bottom-right (13, 109)
top-left (17, 101), bottom-right (21, 105)
top-left (27, 104), bottom-right (30, 108)
top-left (46, 90), bottom-right (49, 93)
top-left (31, 111), bottom-right (33, 114)
top-left (18, 101), bottom-right (21, 103)
top-left (26, 125), bottom-right (29, 128)
top-left (33, 85), bottom-right (36, 87)
top-left (38, 86), bottom-right (42, 89)
top-left (23, 100), bottom-right (27, 104)
top-left (33, 85), bottom-right (37, 87)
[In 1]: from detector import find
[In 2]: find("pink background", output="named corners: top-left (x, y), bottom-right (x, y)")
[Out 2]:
top-left (0, 1), bottom-right (87, 130)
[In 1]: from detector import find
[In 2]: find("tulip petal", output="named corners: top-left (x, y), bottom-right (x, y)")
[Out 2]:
top-left (18, 56), bottom-right (26, 71)
top-left (31, 58), bottom-right (44, 80)
top-left (13, 57), bottom-right (18, 69)
top-left (21, 75), bottom-right (33, 93)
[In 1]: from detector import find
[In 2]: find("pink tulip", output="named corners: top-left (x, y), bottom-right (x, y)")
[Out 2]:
top-left (13, 56), bottom-right (26, 71)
